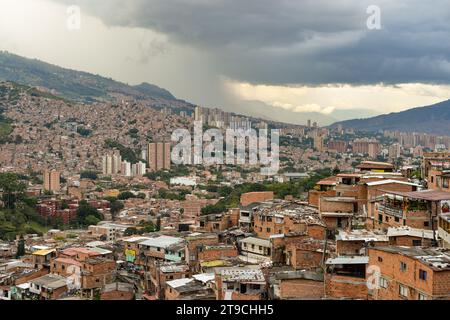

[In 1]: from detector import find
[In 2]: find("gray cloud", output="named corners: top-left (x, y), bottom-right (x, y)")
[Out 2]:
top-left (53, 0), bottom-right (450, 86)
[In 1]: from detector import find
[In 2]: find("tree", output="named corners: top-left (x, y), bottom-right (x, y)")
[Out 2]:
top-left (80, 171), bottom-right (98, 180)
top-left (117, 191), bottom-right (135, 200)
top-left (16, 236), bottom-right (25, 258)
top-left (0, 173), bottom-right (26, 209)
top-left (85, 215), bottom-right (101, 226)
top-left (332, 165), bottom-right (341, 175)
top-left (156, 216), bottom-right (161, 232)
top-left (124, 227), bottom-right (140, 236)
top-left (109, 200), bottom-right (124, 220)
top-left (76, 201), bottom-right (101, 226)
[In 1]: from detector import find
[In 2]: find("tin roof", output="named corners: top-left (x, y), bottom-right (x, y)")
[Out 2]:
top-left (383, 189), bottom-right (450, 201)
top-left (32, 249), bottom-right (56, 256)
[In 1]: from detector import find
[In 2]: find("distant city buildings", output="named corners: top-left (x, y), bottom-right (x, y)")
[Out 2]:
top-left (148, 142), bottom-right (171, 171)
top-left (102, 153), bottom-right (122, 175)
top-left (43, 169), bottom-right (60, 192)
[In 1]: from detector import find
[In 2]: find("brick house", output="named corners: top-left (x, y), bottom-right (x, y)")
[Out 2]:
top-left (336, 229), bottom-right (389, 256)
top-left (215, 267), bottom-right (267, 300)
top-left (268, 269), bottom-right (324, 300)
top-left (368, 246), bottom-right (450, 300)
top-left (325, 256), bottom-right (369, 300)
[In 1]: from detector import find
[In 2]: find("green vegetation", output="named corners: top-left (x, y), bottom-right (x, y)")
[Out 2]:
top-left (80, 171), bottom-right (99, 180)
top-left (124, 220), bottom-right (157, 236)
top-left (77, 126), bottom-right (92, 137)
top-left (144, 166), bottom-right (190, 184)
top-left (0, 112), bottom-right (13, 144)
top-left (201, 168), bottom-right (333, 215)
top-left (0, 52), bottom-right (177, 104)
top-left (104, 139), bottom-right (142, 164)
top-left (76, 200), bottom-right (102, 227)
top-left (128, 128), bottom-right (139, 139)
top-left (0, 173), bottom-right (47, 240)
top-left (157, 188), bottom-right (189, 201)
top-left (16, 237), bottom-right (25, 258)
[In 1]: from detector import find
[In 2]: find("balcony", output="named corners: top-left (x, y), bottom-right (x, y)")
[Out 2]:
top-left (378, 204), bottom-right (403, 218)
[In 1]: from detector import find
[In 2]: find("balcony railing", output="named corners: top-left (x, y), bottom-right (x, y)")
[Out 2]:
top-left (378, 204), bottom-right (404, 218)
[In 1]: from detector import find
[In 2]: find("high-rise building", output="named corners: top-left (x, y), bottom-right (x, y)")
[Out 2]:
top-left (389, 143), bottom-right (401, 159)
top-left (328, 140), bottom-right (347, 153)
top-left (194, 106), bottom-right (203, 123)
top-left (43, 170), bottom-right (60, 192)
top-left (102, 154), bottom-right (121, 175)
top-left (148, 142), bottom-right (171, 171)
top-left (121, 161), bottom-right (132, 177)
top-left (352, 138), bottom-right (380, 158)
top-left (314, 136), bottom-right (324, 152)
top-left (132, 161), bottom-right (146, 177)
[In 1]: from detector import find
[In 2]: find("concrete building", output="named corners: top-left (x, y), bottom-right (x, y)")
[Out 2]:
top-left (43, 169), bottom-right (60, 192)
top-left (148, 142), bottom-right (171, 171)
top-left (368, 246), bottom-right (450, 300)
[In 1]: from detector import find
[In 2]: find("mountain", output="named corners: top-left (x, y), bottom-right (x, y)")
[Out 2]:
top-left (132, 82), bottom-right (175, 100)
top-left (0, 51), bottom-right (179, 104)
top-left (329, 108), bottom-right (380, 122)
top-left (330, 99), bottom-right (450, 135)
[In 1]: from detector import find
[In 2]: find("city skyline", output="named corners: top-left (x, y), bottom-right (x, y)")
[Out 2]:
top-left (2, 0), bottom-right (450, 125)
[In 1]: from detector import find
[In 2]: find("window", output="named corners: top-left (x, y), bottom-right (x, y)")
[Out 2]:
top-left (394, 217), bottom-right (400, 222)
top-left (385, 216), bottom-right (389, 222)
top-left (378, 256), bottom-right (383, 263)
top-left (400, 261), bottom-right (407, 272)
top-left (399, 285), bottom-right (408, 297)
top-left (418, 293), bottom-right (427, 300)
top-left (419, 269), bottom-right (427, 281)
top-left (412, 240), bottom-right (422, 246)
top-left (424, 221), bottom-right (429, 227)
top-left (379, 277), bottom-right (388, 289)
top-left (266, 228), bottom-right (271, 232)
top-left (444, 178), bottom-right (449, 189)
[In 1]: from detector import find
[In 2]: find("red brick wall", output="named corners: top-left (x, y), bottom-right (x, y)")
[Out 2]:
top-left (308, 190), bottom-right (336, 207)
top-left (101, 291), bottom-right (134, 300)
top-left (325, 274), bottom-right (368, 299)
top-left (198, 247), bottom-right (238, 261)
top-left (307, 224), bottom-right (326, 240)
top-left (240, 192), bottom-right (274, 206)
top-left (319, 198), bottom-right (354, 213)
top-left (368, 248), bottom-right (450, 300)
top-left (290, 248), bottom-right (323, 269)
top-left (253, 214), bottom-right (307, 239)
top-left (279, 279), bottom-right (324, 299)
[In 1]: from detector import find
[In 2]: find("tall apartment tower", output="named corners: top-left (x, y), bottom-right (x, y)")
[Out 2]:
top-left (132, 161), bottom-right (147, 177)
top-left (43, 170), bottom-right (60, 192)
top-left (121, 161), bottom-right (132, 177)
top-left (194, 106), bottom-right (203, 123)
top-left (314, 135), bottom-right (324, 152)
top-left (102, 154), bottom-right (121, 175)
top-left (148, 142), bottom-right (171, 171)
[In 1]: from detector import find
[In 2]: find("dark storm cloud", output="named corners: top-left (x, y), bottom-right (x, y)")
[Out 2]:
top-left (55, 0), bottom-right (450, 85)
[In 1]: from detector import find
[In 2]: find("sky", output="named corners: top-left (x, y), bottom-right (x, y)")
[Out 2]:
top-left (1, 0), bottom-right (450, 125)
